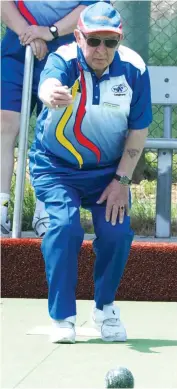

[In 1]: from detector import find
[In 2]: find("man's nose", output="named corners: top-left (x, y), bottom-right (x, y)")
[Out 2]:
top-left (96, 41), bottom-right (107, 52)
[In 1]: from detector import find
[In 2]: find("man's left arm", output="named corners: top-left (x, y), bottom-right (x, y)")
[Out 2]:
top-left (116, 127), bottom-right (148, 180)
top-left (117, 65), bottom-right (153, 179)
top-left (19, 2), bottom-right (103, 44)
top-left (97, 128), bottom-right (149, 225)
top-left (54, 1), bottom-right (110, 37)
top-left (48, 4), bottom-right (87, 39)
top-left (97, 66), bottom-right (152, 225)
top-left (51, 1), bottom-right (110, 37)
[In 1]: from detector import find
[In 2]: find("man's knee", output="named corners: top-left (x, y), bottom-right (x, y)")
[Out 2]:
top-left (46, 205), bottom-right (84, 239)
top-left (1, 110), bottom-right (20, 141)
top-left (43, 217), bottom-right (84, 248)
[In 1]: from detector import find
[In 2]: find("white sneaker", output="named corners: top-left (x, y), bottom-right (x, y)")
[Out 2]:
top-left (92, 304), bottom-right (127, 342)
top-left (50, 316), bottom-right (76, 344)
top-left (32, 209), bottom-right (50, 237)
top-left (0, 210), bottom-right (10, 237)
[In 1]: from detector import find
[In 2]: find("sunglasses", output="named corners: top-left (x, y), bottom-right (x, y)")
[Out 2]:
top-left (81, 31), bottom-right (120, 48)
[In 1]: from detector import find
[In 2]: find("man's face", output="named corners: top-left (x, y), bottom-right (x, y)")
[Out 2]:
top-left (75, 30), bottom-right (120, 75)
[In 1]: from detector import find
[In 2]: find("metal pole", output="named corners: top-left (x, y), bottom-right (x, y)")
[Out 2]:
top-left (164, 106), bottom-right (172, 138)
top-left (12, 46), bottom-right (34, 238)
top-left (155, 106), bottom-right (173, 238)
top-left (145, 138), bottom-right (177, 149)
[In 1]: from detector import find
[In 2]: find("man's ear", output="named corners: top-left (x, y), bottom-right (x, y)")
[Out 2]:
top-left (74, 29), bottom-right (81, 48)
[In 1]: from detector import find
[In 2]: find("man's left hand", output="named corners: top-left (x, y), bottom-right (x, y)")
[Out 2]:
top-left (97, 180), bottom-right (129, 225)
top-left (19, 25), bottom-right (53, 45)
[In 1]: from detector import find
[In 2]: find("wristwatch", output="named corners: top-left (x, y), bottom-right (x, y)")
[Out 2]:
top-left (49, 25), bottom-right (59, 39)
top-left (114, 174), bottom-right (132, 185)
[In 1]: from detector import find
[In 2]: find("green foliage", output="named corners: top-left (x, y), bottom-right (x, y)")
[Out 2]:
top-left (1, 23), bottom-right (6, 39)
top-left (9, 176), bottom-right (36, 231)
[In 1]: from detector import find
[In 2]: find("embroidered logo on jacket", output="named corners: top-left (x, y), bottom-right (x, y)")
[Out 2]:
top-left (111, 83), bottom-right (128, 96)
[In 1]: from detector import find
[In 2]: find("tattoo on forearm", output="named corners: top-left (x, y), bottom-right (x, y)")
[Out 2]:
top-left (127, 148), bottom-right (140, 159)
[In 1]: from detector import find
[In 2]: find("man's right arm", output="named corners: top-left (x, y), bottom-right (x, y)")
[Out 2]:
top-left (38, 51), bottom-right (73, 108)
top-left (2, 0), bottom-right (28, 36)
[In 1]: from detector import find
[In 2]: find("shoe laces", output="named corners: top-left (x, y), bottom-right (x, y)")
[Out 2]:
top-left (104, 317), bottom-right (121, 326)
top-left (103, 308), bottom-right (121, 326)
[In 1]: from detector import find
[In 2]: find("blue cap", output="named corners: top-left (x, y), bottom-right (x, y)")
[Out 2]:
top-left (77, 2), bottom-right (123, 35)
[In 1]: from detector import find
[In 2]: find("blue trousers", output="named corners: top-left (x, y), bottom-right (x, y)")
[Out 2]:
top-left (30, 155), bottom-right (134, 320)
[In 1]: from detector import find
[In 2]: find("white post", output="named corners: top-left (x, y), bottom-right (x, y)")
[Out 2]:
top-left (12, 46), bottom-right (34, 238)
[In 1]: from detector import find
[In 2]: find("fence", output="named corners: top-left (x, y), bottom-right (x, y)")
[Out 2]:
top-left (1, 1), bottom-right (177, 237)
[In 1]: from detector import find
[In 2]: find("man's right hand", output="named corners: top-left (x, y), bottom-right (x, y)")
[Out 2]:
top-left (39, 79), bottom-right (73, 108)
top-left (30, 38), bottom-right (48, 61)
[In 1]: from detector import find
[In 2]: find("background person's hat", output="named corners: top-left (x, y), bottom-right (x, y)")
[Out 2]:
top-left (77, 2), bottom-right (123, 35)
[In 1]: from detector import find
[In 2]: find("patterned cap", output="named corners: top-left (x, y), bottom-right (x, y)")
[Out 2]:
top-left (77, 2), bottom-right (123, 35)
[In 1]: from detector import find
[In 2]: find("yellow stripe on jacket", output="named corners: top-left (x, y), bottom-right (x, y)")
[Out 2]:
top-left (55, 80), bottom-right (83, 168)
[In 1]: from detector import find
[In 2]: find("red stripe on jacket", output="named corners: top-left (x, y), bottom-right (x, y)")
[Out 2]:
top-left (18, 0), bottom-right (38, 25)
top-left (74, 69), bottom-right (101, 163)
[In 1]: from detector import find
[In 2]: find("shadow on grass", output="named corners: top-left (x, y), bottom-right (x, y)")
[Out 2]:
top-left (75, 338), bottom-right (177, 353)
